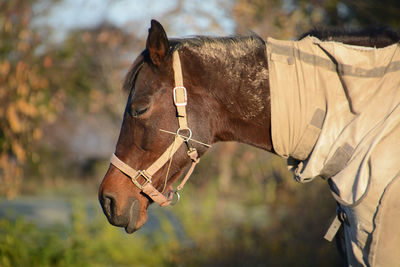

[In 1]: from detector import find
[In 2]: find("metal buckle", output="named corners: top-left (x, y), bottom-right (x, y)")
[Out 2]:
top-left (173, 86), bottom-right (187, 107)
top-left (131, 170), bottom-right (152, 190)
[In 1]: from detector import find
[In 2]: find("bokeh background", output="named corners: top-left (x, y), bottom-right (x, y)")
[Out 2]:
top-left (1, 0), bottom-right (399, 266)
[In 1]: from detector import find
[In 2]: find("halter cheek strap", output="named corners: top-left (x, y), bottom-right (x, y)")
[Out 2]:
top-left (110, 50), bottom-right (209, 207)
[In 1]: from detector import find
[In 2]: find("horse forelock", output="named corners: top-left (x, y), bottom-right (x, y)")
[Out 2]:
top-left (122, 52), bottom-right (145, 94)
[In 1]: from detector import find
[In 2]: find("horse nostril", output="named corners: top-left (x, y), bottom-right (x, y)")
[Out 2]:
top-left (99, 192), bottom-right (142, 231)
top-left (101, 193), bottom-right (115, 220)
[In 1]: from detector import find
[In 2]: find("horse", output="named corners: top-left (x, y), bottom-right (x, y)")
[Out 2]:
top-left (98, 20), bottom-right (400, 266)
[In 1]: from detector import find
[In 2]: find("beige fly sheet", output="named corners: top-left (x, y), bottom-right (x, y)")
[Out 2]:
top-left (267, 36), bottom-right (400, 266)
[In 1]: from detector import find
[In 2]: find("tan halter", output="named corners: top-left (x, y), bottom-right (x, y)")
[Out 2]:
top-left (110, 50), bottom-right (210, 207)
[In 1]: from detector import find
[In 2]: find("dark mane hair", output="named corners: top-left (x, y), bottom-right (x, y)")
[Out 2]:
top-left (300, 26), bottom-right (400, 48)
top-left (123, 34), bottom-right (265, 93)
top-left (169, 34), bottom-right (264, 52)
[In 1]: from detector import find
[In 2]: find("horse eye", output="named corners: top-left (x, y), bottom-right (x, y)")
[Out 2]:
top-left (132, 106), bottom-right (149, 117)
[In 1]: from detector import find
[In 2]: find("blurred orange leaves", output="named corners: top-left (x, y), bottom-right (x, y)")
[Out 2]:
top-left (0, 1), bottom-right (134, 197)
top-left (0, 1), bottom-right (61, 197)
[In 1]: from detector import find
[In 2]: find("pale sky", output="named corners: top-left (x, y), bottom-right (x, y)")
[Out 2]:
top-left (35, 0), bottom-right (236, 41)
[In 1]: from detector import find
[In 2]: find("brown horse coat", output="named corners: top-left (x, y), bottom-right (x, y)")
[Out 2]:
top-left (267, 36), bottom-right (400, 266)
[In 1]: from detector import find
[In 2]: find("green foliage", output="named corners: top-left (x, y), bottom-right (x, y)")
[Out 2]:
top-left (0, 145), bottom-right (342, 267)
top-left (0, 199), bottom-right (180, 267)
top-left (0, 179), bottom-right (343, 267)
top-left (0, 146), bottom-right (342, 266)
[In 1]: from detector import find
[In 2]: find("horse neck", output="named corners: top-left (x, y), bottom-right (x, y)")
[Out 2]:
top-left (182, 41), bottom-right (273, 152)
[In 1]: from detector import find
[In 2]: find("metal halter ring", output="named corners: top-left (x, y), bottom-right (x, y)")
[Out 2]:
top-left (170, 190), bottom-right (181, 206)
top-left (176, 127), bottom-right (192, 142)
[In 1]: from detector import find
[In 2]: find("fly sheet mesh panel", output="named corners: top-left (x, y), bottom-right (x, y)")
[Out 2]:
top-left (267, 36), bottom-right (400, 266)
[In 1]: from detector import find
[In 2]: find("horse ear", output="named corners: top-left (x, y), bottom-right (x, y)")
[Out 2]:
top-left (146, 20), bottom-right (169, 66)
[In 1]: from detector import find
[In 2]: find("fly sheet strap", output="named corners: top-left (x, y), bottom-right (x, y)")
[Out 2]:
top-left (110, 50), bottom-right (205, 207)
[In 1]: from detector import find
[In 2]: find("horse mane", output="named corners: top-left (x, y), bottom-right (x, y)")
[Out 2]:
top-left (169, 34), bottom-right (265, 64)
top-left (299, 26), bottom-right (400, 47)
top-left (122, 34), bottom-right (264, 93)
top-left (169, 34), bottom-right (264, 51)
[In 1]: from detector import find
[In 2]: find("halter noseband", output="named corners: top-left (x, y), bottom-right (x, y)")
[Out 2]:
top-left (110, 51), bottom-right (209, 207)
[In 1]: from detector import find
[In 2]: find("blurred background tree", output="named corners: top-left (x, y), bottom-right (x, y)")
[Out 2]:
top-left (0, 0), bottom-right (60, 197)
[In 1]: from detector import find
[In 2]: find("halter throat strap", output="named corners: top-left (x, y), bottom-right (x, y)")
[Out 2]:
top-left (110, 50), bottom-right (201, 207)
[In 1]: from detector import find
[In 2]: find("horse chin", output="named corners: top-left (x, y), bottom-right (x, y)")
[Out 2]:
top-left (125, 223), bottom-right (137, 234)
top-left (125, 199), bottom-right (141, 234)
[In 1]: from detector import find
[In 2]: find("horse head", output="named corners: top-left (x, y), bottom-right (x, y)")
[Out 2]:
top-left (98, 20), bottom-right (213, 233)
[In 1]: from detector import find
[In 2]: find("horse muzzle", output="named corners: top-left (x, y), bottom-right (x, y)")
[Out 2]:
top-left (100, 193), bottom-right (143, 234)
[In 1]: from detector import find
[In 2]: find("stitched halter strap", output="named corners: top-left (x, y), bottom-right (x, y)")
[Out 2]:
top-left (110, 50), bottom-right (207, 207)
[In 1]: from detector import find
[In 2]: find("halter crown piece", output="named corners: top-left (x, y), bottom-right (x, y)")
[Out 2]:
top-left (110, 51), bottom-right (209, 207)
